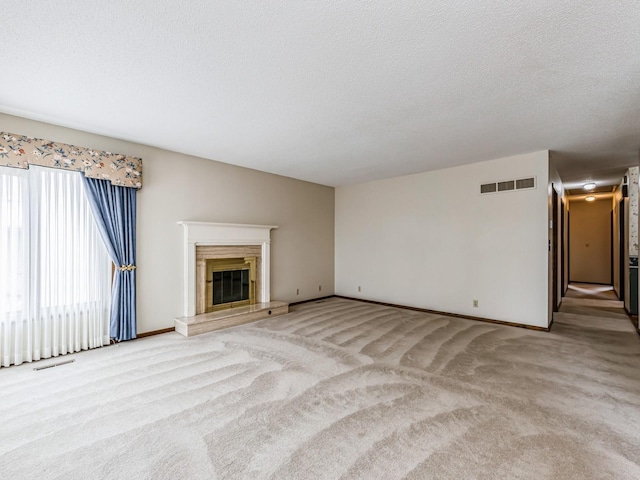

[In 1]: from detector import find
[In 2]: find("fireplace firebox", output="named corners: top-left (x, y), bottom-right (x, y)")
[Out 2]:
top-left (205, 257), bottom-right (256, 312)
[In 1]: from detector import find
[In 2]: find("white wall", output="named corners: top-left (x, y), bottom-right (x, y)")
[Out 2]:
top-left (335, 151), bottom-right (550, 328)
top-left (0, 113), bottom-right (335, 334)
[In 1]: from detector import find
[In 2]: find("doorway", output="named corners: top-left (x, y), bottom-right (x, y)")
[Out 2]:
top-left (568, 197), bottom-right (612, 285)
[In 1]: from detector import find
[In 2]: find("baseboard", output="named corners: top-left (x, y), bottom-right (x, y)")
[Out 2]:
top-left (136, 327), bottom-right (175, 338)
top-left (289, 295), bottom-right (335, 307)
top-left (334, 296), bottom-right (550, 332)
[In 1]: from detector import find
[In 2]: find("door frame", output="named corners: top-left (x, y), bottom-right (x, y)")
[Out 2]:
top-left (552, 186), bottom-right (559, 312)
top-left (619, 198), bottom-right (626, 301)
top-left (561, 199), bottom-right (566, 296)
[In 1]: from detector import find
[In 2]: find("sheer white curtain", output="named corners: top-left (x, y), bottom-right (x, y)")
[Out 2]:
top-left (0, 165), bottom-right (111, 367)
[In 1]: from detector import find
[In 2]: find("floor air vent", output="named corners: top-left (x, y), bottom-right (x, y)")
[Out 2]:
top-left (481, 176), bottom-right (536, 195)
top-left (33, 359), bottom-right (75, 371)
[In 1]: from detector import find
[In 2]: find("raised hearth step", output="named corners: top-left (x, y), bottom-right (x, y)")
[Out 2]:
top-left (175, 301), bottom-right (289, 337)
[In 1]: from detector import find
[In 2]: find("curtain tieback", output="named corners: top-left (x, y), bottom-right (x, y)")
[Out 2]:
top-left (116, 264), bottom-right (137, 272)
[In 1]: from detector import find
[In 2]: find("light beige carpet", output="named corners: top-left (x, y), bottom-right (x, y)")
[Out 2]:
top-left (565, 283), bottom-right (620, 302)
top-left (1, 298), bottom-right (639, 479)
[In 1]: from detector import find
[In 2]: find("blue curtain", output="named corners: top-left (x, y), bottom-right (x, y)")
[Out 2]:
top-left (82, 177), bottom-right (137, 341)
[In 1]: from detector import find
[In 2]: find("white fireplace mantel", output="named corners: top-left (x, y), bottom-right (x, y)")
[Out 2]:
top-left (178, 221), bottom-right (278, 317)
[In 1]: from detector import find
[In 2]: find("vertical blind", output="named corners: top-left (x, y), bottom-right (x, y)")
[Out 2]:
top-left (0, 165), bottom-right (111, 367)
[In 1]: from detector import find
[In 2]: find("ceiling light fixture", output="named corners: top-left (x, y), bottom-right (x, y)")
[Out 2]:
top-left (585, 196), bottom-right (596, 202)
top-left (583, 182), bottom-right (596, 190)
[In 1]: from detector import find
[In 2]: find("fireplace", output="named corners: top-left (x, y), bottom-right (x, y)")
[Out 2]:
top-left (206, 257), bottom-right (256, 312)
top-left (176, 221), bottom-right (288, 337)
top-left (178, 221), bottom-right (278, 318)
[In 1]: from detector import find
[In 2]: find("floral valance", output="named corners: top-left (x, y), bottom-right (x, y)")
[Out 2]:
top-left (0, 132), bottom-right (142, 189)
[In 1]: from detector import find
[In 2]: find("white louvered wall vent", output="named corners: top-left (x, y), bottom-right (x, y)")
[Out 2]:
top-left (480, 176), bottom-right (536, 195)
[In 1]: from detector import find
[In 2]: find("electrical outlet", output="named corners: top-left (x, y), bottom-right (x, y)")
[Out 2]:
top-left (473, 299), bottom-right (478, 308)
top-left (296, 288), bottom-right (299, 295)
top-left (358, 286), bottom-right (361, 292)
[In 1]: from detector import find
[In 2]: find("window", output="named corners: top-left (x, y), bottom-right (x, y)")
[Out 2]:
top-left (0, 165), bottom-right (111, 367)
top-left (0, 171), bottom-right (27, 317)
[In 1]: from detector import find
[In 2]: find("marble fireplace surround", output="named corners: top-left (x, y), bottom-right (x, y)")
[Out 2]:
top-left (178, 221), bottom-right (278, 318)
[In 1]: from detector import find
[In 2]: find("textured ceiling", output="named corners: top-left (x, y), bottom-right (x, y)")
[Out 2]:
top-left (1, 1), bottom-right (639, 187)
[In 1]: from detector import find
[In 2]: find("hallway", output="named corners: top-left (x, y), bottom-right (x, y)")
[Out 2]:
top-left (555, 283), bottom-right (635, 332)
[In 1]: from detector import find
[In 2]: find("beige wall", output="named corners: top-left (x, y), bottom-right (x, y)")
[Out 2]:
top-left (569, 198), bottom-right (612, 284)
top-left (0, 113), bottom-right (335, 334)
top-left (335, 151), bottom-right (551, 328)
top-left (612, 188), bottom-right (622, 297)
